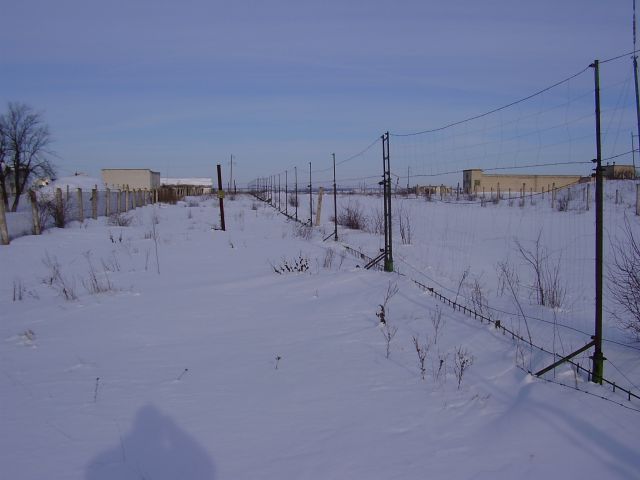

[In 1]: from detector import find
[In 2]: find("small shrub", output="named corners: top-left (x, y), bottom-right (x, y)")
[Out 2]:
top-left (38, 193), bottom-right (70, 228)
top-left (381, 323), bottom-right (398, 359)
top-left (42, 252), bottom-right (77, 301)
top-left (337, 202), bottom-right (367, 230)
top-left (293, 223), bottom-right (313, 240)
top-left (322, 248), bottom-right (335, 269)
top-left (396, 203), bottom-right (412, 245)
top-left (288, 193), bottom-right (299, 207)
top-left (556, 194), bottom-right (570, 212)
top-left (453, 346), bottom-right (474, 389)
top-left (412, 335), bottom-right (429, 380)
top-left (376, 282), bottom-right (399, 325)
top-left (515, 232), bottom-right (565, 309)
top-left (430, 305), bottom-right (445, 344)
top-left (365, 207), bottom-right (384, 235)
top-left (469, 278), bottom-right (491, 320)
top-left (108, 212), bottom-right (132, 227)
top-left (82, 251), bottom-right (113, 295)
top-left (271, 254), bottom-right (310, 274)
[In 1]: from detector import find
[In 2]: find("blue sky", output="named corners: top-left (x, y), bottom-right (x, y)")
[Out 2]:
top-left (0, 0), bottom-right (634, 186)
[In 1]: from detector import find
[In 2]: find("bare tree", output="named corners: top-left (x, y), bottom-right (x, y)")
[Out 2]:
top-left (0, 102), bottom-right (55, 211)
top-left (515, 230), bottom-right (565, 309)
top-left (608, 215), bottom-right (640, 339)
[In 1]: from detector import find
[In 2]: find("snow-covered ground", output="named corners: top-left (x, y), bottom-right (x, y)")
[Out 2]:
top-left (1, 193), bottom-right (639, 479)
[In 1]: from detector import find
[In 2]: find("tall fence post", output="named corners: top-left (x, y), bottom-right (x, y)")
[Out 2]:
top-left (294, 166), bottom-right (298, 221)
top-left (105, 188), bottom-right (111, 217)
top-left (55, 188), bottom-right (64, 227)
top-left (28, 189), bottom-right (41, 235)
top-left (217, 164), bottom-right (226, 231)
top-left (636, 183), bottom-right (640, 216)
top-left (332, 153), bottom-right (338, 241)
top-left (315, 187), bottom-right (324, 226)
top-left (382, 131), bottom-right (393, 272)
top-left (77, 188), bottom-right (84, 223)
top-left (125, 187), bottom-right (130, 212)
top-left (0, 186), bottom-right (10, 245)
top-left (308, 162), bottom-right (313, 225)
top-left (92, 185), bottom-right (98, 220)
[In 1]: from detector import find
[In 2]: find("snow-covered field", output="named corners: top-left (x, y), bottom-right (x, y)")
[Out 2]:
top-left (1, 192), bottom-right (639, 479)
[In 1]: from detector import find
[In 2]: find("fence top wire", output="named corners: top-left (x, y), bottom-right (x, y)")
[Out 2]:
top-left (312, 137), bottom-right (382, 175)
top-left (389, 65), bottom-right (593, 138)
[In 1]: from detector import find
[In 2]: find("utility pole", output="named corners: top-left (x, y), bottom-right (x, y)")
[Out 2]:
top-left (216, 164), bottom-right (226, 231)
top-left (632, 133), bottom-right (637, 179)
top-left (332, 153), bottom-right (338, 241)
top-left (591, 59), bottom-right (604, 384)
top-left (382, 132), bottom-right (393, 272)
top-left (285, 170), bottom-right (288, 216)
top-left (294, 166), bottom-right (298, 221)
top-left (634, 0), bottom-right (640, 178)
top-left (308, 162), bottom-right (313, 225)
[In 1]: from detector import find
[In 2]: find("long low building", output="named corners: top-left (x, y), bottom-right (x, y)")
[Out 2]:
top-left (102, 169), bottom-right (161, 190)
top-left (463, 169), bottom-right (588, 194)
top-left (463, 164), bottom-right (636, 194)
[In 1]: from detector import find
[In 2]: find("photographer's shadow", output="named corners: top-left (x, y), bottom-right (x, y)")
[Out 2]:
top-left (86, 405), bottom-right (215, 479)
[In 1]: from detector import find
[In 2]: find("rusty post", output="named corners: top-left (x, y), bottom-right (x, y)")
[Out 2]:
top-left (217, 164), bottom-right (226, 231)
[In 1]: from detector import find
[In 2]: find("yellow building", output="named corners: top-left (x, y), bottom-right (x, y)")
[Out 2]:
top-left (463, 169), bottom-right (588, 194)
top-left (101, 169), bottom-right (161, 190)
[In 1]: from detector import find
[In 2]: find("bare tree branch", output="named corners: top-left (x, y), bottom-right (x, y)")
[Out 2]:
top-left (1, 102), bottom-right (55, 211)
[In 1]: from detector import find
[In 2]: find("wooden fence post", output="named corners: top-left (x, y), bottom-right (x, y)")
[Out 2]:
top-left (125, 187), bottom-right (130, 211)
top-left (28, 189), bottom-right (41, 235)
top-left (105, 188), bottom-right (111, 217)
top-left (315, 187), bottom-right (324, 226)
top-left (0, 186), bottom-right (10, 245)
top-left (77, 188), bottom-right (84, 222)
top-left (551, 183), bottom-right (556, 209)
top-left (91, 185), bottom-right (98, 220)
top-left (132, 188), bottom-right (137, 209)
top-left (55, 188), bottom-right (64, 227)
top-left (636, 184), bottom-right (640, 216)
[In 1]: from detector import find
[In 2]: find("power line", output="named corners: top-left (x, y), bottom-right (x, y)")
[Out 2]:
top-left (390, 66), bottom-right (592, 137)
top-left (600, 49), bottom-right (640, 64)
top-left (403, 160), bottom-right (593, 180)
top-left (312, 137), bottom-right (381, 174)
